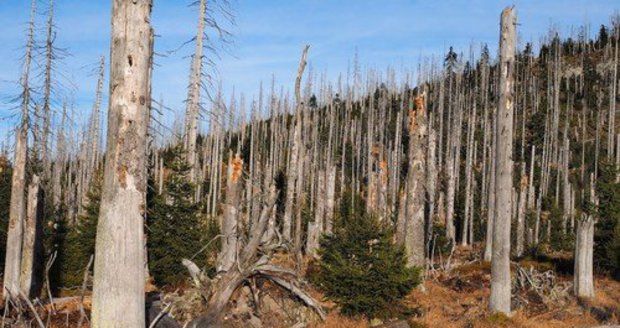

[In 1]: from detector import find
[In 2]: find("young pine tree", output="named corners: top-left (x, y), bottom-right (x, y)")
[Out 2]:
top-left (595, 162), bottom-right (620, 278)
top-left (0, 156), bottom-right (12, 275)
top-left (148, 146), bottom-right (205, 286)
top-left (311, 213), bottom-right (421, 319)
top-left (57, 171), bottom-right (102, 287)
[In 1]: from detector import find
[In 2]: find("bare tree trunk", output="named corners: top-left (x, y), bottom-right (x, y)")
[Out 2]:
top-left (462, 92), bottom-right (477, 246)
top-left (404, 94), bottom-right (427, 268)
top-left (283, 45), bottom-right (310, 242)
top-left (20, 175), bottom-right (44, 298)
top-left (40, 0), bottom-right (56, 171)
top-left (574, 175), bottom-right (596, 298)
top-left (490, 6), bottom-right (516, 315)
top-left (324, 165), bottom-right (336, 234)
top-left (91, 1), bottom-right (153, 326)
top-left (3, 0), bottom-right (35, 301)
top-left (574, 216), bottom-right (595, 298)
top-left (184, 0), bottom-right (206, 183)
top-left (218, 153), bottom-right (243, 272)
top-left (484, 122), bottom-right (496, 262)
top-left (516, 164), bottom-right (527, 257)
top-left (4, 127), bottom-right (28, 301)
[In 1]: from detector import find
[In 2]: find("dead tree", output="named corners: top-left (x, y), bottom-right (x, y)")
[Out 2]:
top-left (516, 164), bottom-right (527, 257)
top-left (19, 175), bottom-right (44, 298)
top-left (574, 214), bottom-right (595, 298)
top-left (282, 45), bottom-right (310, 241)
top-left (218, 153), bottom-right (243, 272)
top-left (3, 0), bottom-right (36, 301)
top-left (402, 93), bottom-right (427, 268)
top-left (490, 6), bottom-right (516, 315)
top-left (185, 186), bottom-right (325, 327)
top-left (183, 0), bottom-right (206, 183)
top-left (574, 174), bottom-right (596, 298)
top-left (91, 0), bottom-right (153, 326)
top-left (39, 0), bottom-right (57, 171)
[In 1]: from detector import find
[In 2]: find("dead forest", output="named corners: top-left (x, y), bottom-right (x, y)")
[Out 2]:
top-left (0, 1), bottom-right (619, 327)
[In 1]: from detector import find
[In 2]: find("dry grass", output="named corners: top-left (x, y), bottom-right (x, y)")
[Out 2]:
top-left (310, 312), bottom-right (368, 328)
top-left (6, 245), bottom-right (618, 328)
top-left (413, 247), bottom-right (619, 328)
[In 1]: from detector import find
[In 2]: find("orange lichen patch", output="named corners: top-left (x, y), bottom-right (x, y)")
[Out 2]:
top-left (379, 160), bottom-right (388, 172)
top-left (408, 109), bottom-right (418, 131)
top-left (414, 95), bottom-right (425, 112)
top-left (230, 154), bottom-right (243, 183)
top-left (117, 164), bottom-right (128, 188)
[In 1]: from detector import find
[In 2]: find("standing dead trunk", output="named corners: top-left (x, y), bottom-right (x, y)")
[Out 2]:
top-left (306, 170), bottom-right (325, 257)
top-left (283, 45), bottom-right (310, 242)
top-left (20, 175), bottom-right (44, 298)
top-left (516, 164), bottom-right (527, 257)
top-left (40, 0), bottom-right (56, 171)
top-left (4, 128), bottom-right (28, 300)
top-left (484, 105), bottom-right (497, 262)
top-left (184, 0), bottom-right (206, 183)
top-left (490, 6), bottom-right (516, 315)
top-left (218, 153), bottom-right (243, 272)
top-left (574, 215), bottom-right (595, 298)
top-left (324, 165), bottom-right (336, 235)
top-left (404, 94), bottom-right (427, 268)
top-left (91, 1), bottom-right (153, 326)
top-left (3, 0), bottom-right (35, 301)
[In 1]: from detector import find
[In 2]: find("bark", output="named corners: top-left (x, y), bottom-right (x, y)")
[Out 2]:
top-left (20, 175), bottom-right (44, 298)
top-left (282, 45), bottom-right (310, 241)
top-left (574, 215), bottom-right (595, 298)
top-left (184, 0), bottom-right (206, 183)
top-left (426, 110), bottom-right (437, 255)
top-left (324, 165), bottom-right (336, 235)
top-left (462, 92), bottom-right (477, 246)
top-left (516, 164), bottom-right (527, 257)
top-left (218, 154), bottom-right (243, 272)
top-left (3, 0), bottom-right (35, 301)
top-left (490, 6), bottom-right (516, 315)
top-left (91, 1), bottom-right (153, 326)
top-left (404, 94), bottom-right (427, 268)
top-left (40, 0), bottom-right (55, 170)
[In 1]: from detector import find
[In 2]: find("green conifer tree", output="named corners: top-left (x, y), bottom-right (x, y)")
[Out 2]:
top-left (57, 171), bottom-right (102, 287)
top-left (0, 156), bottom-right (12, 274)
top-left (595, 162), bottom-right (620, 277)
top-left (148, 146), bottom-right (205, 286)
top-left (311, 213), bottom-right (421, 319)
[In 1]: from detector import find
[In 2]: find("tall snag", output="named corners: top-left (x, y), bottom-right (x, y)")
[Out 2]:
top-left (3, 0), bottom-right (36, 301)
top-left (91, 0), bottom-right (153, 326)
top-left (282, 45), bottom-right (310, 241)
top-left (490, 6), bottom-right (516, 315)
top-left (183, 0), bottom-right (206, 183)
top-left (402, 92), bottom-right (427, 268)
top-left (19, 175), bottom-right (44, 298)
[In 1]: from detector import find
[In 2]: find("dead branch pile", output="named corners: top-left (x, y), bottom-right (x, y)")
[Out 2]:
top-left (513, 264), bottom-right (573, 308)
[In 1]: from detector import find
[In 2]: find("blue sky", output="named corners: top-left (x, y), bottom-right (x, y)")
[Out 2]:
top-left (0, 0), bottom-right (618, 145)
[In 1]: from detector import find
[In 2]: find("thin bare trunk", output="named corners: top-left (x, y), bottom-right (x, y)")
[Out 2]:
top-left (490, 6), bottom-right (516, 315)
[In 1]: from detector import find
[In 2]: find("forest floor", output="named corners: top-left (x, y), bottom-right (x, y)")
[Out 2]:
top-left (315, 245), bottom-right (620, 328)
top-left (8, 245), bottom-right (619, 328)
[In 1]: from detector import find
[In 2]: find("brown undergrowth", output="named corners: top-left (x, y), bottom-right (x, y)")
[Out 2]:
top-left (6, 245), bottom-right (618, 327)
top-left (315, 245), bottom-right (619, 328)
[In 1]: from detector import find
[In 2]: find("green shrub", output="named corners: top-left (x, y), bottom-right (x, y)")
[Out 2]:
top-left (311, 214), bottom-right (421, 319)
